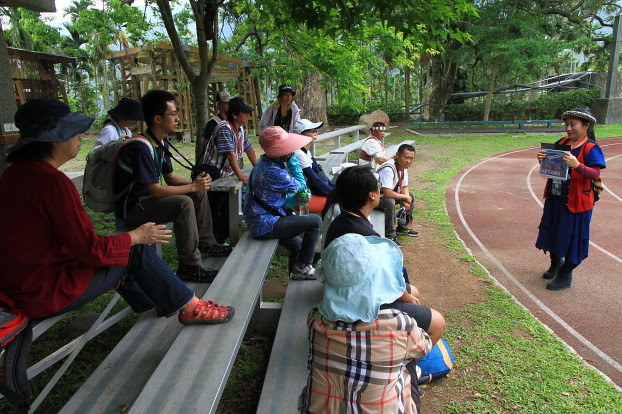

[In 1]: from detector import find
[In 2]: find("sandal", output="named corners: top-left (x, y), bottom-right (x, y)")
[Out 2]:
top-left (178, 299), bottom-right (235, 325)
top-left (200, 243), bottom-right (233, 257)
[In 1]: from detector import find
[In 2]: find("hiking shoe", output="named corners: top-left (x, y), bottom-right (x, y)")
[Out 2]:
top-left (200, 243), bottom-right (233, 257)
top-left (177, 263), bottom-right (218, 283)
top-left (397, 226), bottom-right (419, 237)
top-left (178, 299), bottom-right (234, 325)
top-left (290, 264), bottom-right (316, 280)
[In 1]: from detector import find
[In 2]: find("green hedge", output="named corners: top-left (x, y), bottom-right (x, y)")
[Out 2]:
top-left (445, 88), bottom-right (602, 121)
top-left (327, 102), bottom-right (405, 125)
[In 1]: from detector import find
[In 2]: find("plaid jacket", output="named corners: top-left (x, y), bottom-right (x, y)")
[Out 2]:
top-left (300, 308), bottom-right (432, 413)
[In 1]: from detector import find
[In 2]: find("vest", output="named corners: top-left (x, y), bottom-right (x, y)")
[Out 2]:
top-left (358, 136), bottom-right (383, 162)
top-left (544, 137), bottom-right (595, 213)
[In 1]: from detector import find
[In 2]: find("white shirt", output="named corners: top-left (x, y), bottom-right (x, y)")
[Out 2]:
top-left (294, 148), bottom-right (313, 169)
top-left (378, 160), bottom-right (408, 191)
top-left (95, 124), bottom-right (132, 147)
top-left (360, 137), bottom-right (386, 170)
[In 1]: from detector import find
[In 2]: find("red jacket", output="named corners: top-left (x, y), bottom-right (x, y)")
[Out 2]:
top-left (0, 161), bottom-right (131, 318)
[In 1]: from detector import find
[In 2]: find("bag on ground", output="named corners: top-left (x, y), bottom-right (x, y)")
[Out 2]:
top-left (416, 337), bottom-right (454, 384)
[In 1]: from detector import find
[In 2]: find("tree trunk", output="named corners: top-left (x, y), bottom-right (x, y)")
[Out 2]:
top-left (428, 55), bottom-right (458, 122)
top-left (404, 66), bottom-right (411, 120)
top-left (296, 72), bottom-right (329, 130)
top-left (193, 76), bottom-right (209, 160)
top-left (102, 60), bottom-right (110, 110)
top-left (483, 61), bottom-right (499, 121)
top-left (421, 63), bottom-right (432, 121)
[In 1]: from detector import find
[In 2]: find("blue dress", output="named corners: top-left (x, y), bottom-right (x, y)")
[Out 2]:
top-left (535, 139), bottom-right (606, 265)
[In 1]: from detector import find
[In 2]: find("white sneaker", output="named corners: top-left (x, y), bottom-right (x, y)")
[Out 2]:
top-left (290, 264), bottom-right (316, 280)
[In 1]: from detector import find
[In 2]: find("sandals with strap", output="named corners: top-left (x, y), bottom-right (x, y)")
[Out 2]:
top-left (178, 299), bottom-right (235, 325)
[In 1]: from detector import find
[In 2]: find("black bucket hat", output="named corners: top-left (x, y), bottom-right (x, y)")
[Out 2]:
top-left (9, 99), bottom-right (94, 154)
top-left (277, 85), bottom-right (295, 97)
top-left (108, 98), bottom-right (144, 121)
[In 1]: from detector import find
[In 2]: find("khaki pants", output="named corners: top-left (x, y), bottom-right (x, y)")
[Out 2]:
top-left (125, 191), bottom-right (216, 266)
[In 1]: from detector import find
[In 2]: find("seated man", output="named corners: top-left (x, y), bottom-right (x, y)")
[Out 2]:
top-left (199, 90), bottom-right (230, 155)
top-left (358, 121), bottom-right (390, 169)
top-left (324, 165), bottom-right (446, 346)
top-left (300, 233), bottom-right (432, 412)
top-left (377, 143), bottom-right (419, 237)
top-left (244, 126), bottom-right (322, 280)
top-left (114, 90), bottom-right (231, 283)
top-left (200, 97), bottom-right (257, 243)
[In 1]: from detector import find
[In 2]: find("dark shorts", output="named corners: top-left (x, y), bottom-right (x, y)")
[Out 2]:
top-left (380, 301), bottom-right (432, 331)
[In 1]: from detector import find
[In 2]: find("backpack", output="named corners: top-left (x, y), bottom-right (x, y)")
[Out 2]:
top-left (82, 136), bottom-right (155, 213)
top-left (0, 292), bottom-right (33, 412)
top-left (416, 337), bottom-right (454, 384)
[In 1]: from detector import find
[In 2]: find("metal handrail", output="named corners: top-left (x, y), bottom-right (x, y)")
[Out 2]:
top-left (311, 125), bottom-right (366, 157)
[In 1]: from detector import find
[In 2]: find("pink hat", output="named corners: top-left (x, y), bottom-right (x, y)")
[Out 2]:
top-left (260, 126), bottom-right (311, 158)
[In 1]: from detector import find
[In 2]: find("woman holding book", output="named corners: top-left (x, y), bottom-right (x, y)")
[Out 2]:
top-left (535, 108), bottom-right (606, 290)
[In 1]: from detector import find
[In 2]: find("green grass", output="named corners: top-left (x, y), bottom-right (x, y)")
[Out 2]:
top-left (395, 126), bottom-right (622, 412)
top-left (12, 125), bottom-right (621, 413)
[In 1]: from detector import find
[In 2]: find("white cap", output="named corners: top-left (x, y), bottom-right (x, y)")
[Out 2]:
top-left (293, 119), bottom-right (324, 134)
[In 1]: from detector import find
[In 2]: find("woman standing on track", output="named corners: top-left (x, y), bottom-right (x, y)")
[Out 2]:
top-left (535, 108), bottom-right (606, 290)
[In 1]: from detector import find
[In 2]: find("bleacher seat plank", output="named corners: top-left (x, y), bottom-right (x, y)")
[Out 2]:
top-left (127, 234), bottom-right (279, 414)
top-left (256, 281), bottom-right (322, 413)
top-left (59, 257), bottom-right (226, 414)
top-left (330, 138), bottom-right (365, 154)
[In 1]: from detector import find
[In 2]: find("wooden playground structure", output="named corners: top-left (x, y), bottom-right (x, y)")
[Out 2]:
top-left (108, 42), bottom-right (260, 140)
top-left (1, 47), bottom-right (74, 145)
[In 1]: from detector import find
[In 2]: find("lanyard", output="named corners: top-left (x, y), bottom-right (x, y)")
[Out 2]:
top-left (343, 210), bottom-right (364, 219)
top-left (143, 130), bottom-right (164, 184)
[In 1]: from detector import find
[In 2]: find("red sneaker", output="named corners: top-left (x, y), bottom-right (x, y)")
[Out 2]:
top-left (178, 299), bottom-right (235, 325)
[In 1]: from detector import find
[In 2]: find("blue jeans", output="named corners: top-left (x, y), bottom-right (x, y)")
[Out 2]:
top-left (49, 245), bottom-right (193, 318)
top-left (258, 214), bottom-right (322, 270)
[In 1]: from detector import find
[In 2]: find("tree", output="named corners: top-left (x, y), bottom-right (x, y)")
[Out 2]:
top-left (154, 0), bottom-right (223, 158)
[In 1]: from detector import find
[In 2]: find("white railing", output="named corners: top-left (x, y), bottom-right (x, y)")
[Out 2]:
top-left (312, 125), bottom-right (366, 157)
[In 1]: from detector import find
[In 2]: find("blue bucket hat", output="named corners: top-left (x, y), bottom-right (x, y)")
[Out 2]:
top-left (9, 99), bottom-right (94, 154)
top-left (317, 233), bottom-right (405, 323)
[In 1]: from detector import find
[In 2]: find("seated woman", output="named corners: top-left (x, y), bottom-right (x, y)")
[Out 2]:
top-left (300, 233), bottom-right (432, 412)
top-left (94, 98), bottom-right (143, 147)
top-left (293, 119), bottom-right (335, 214)
top-left (0, 99), bottom-right (234, 326)
top-left (244, 126), bottom-right (322, 280)
top-left (323, 165), bottom-right (446, 346)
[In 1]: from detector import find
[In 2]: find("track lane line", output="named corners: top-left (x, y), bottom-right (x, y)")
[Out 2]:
top-left (454, 145), bottom-right (622, 375)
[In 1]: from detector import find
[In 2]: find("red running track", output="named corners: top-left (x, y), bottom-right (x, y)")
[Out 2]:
top-left (446, 137), bottom-right (622, 387)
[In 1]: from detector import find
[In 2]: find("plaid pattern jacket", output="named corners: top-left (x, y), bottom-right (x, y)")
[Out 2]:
top-left (300, 308), bottom-right (432, 413)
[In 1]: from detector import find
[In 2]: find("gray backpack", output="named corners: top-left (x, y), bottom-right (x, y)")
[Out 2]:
top-left (82, 136), bottom-right (154, 213)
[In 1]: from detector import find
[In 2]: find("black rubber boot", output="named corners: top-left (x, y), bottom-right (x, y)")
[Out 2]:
top-left (546, 263), bottom-right (576, 291)
top-left (542, 253), bottom-right (563, 280)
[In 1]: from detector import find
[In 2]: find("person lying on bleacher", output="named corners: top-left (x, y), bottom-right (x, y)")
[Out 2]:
top-left (323, 165), bottom-right (446, 346)
top-left (0, 99), bottom-right (234, 326)
top-left (244, 126), bottom-right (322, 280)
top-left (359, 121), bottom-right (390, 169)
top-left (377, 143), bottom-right (420, 237)
top-left (114, 90), bottom-right (232, 284)
top-left (299, 233), bottom-right (432, 413)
